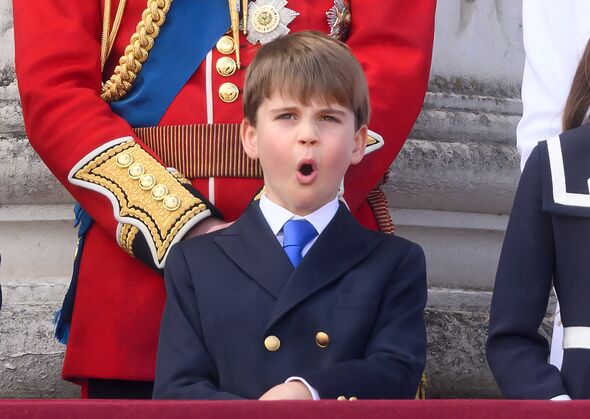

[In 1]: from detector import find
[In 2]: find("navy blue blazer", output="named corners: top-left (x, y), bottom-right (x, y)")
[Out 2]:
top-left (153, 201), bottom-right (427, 400)
top-left (487, 122), bottom-right (590, 399)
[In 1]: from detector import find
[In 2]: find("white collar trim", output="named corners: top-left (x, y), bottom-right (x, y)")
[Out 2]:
top-left (547, 135), bottom-right (590, 207)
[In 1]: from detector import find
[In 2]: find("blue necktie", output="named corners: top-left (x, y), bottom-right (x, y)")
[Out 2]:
top-left (282, 219), bottom-right (318, 268)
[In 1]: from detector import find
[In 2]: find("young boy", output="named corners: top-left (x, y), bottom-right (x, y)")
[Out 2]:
top-left (153, 31), bottom-right (427, 401)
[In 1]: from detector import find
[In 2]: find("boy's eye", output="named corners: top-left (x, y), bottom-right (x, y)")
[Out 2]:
top-left (276, 113), bottom-right (295, 120)
top-left (320, 115), bottom-right (340, 122)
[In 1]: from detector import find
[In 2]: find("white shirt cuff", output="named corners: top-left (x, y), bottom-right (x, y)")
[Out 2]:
top-left (551, 394), bottom-right (572, 401)
top-left (285, 376), bottom-right (320, 400)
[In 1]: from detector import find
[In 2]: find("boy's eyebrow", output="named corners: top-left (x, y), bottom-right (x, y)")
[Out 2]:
top-left (317, 107), bottom-right (347, 115)
top-left (269, 106), bottom-right (300, 114)
top-left (269, 106), bottom-right (347, 115)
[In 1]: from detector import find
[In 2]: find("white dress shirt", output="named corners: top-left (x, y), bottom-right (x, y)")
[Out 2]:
top-left (258, 194), bottom-right (340, 400)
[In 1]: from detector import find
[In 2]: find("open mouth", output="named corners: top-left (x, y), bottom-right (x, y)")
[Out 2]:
top-left (296, 160), bottom-right (317, 184)
top-left (299, 163), bottom-right (314, 176)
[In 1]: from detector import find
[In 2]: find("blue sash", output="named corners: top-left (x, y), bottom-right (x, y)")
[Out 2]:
top-left (110, 0), bottom-right (230, 127)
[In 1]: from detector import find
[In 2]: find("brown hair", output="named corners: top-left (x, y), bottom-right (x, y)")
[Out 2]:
top-left (563, 40), bottom-right (590, 131)
top-left (243, 31), bottom-right (370, 129)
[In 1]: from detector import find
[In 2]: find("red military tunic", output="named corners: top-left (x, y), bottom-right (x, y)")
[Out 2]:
top-left (13, 0), bottom-right (435, 384)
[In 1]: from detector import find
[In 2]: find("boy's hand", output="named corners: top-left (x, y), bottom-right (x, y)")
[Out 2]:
top-left (259, 381), bottom-right (313, 400)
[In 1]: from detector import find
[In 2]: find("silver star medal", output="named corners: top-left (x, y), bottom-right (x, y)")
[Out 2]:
top-left (246, 0), bottom-right (299, 45)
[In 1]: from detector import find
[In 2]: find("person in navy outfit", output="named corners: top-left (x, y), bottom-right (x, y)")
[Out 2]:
top-left (153, 31), bottom-right (427, 400)
top-left (487, 39), bottom-right (590, 400)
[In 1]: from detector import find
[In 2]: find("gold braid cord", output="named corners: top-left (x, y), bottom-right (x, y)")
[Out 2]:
top-left (72, 139), bottom-right (209, 266)
top-left (101, 0), bottom-right (172, 102)
top-left (416, 372), bottom-right (427, 400)
top-left (119, 223), bottom-right (139, 256)
top-left (366, 185), bottom-right (395, 235)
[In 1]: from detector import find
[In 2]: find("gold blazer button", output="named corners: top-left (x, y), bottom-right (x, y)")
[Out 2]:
top-left (264, 335), bottom-right (281, 352)
top-left (315, 331), bottom-right (330, 348)
top-left (163, 194), bottom-right (181, 211)
top-left (116, 152), bottom-right (133, 168)
top-left (216, 35), bottom-right (236, 55)
top-left (151, 184), bottom-right (168, 201)
top-left (128, 163), bottom-right (145, 179)
top-left (139, 174), bottom-right (156, 190)
top-left (216, 56), bottom-right (237, 77)
top-left (219, 82), bottom-right (240, 103)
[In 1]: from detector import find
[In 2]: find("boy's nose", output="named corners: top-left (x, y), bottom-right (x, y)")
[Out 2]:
top-left (298, 137), bottom-right (318, 146)
top-left (297, 122), bottom-right (320, 146)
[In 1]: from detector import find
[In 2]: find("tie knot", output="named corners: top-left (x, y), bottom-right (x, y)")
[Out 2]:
top-left (283, 219), bottom-right (318, 249)
top-left (282, 219), bottom-right (318, 267)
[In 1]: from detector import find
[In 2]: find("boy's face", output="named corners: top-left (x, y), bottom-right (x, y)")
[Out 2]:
top-left (241, 92), bottom-right (366, 216)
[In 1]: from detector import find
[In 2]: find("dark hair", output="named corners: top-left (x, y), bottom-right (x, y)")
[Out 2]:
top-left (563, 40), bottom-right (590, 130)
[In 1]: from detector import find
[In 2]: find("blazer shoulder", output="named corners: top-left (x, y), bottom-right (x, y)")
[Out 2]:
top-left (170, 227), bottom-right (227, 259)
top-left (539, 124), bottom-right (590, 216)
top-left (373, 229), bottom-right (422, 250)
top-left (371, 230), bottom-right (425, 265)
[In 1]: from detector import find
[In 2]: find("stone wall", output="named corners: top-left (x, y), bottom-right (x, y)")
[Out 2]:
top-left (0, 0), bottom-right (552, 399)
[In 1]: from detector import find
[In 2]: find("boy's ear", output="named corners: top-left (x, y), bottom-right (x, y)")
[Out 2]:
top-left (350, 125), bottom-right (368, 165)
top-left (240, 118), bottom-right (259, 160)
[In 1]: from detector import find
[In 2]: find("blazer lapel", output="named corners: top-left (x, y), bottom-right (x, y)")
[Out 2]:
top-left (265, 203), bottom-right (384, 331)
top-left (214, 203), bottom-right (294, 299)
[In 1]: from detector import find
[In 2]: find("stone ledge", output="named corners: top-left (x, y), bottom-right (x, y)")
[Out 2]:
top-left (393, 210), bottom-right (508, 290)
top-left (412, 109), bottom-right (520, 145)
top-left (423, 92), bottom-right (522, 116)
top-left (0, 204), bottom-right (73, 222)
top-left (0, 216), bottom-right (76, 279)
top-left (394, 208), bottom-right (508, 233)
top-left (388, 139), bottom-right (519, 214)
top-left (0, 134), bottom-right (73, 205)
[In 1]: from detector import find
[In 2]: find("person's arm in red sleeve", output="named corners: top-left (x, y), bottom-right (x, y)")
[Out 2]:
top-left (13, 0), bottom-right (219, 270)
top-left (344, 0), bottom-right (436, 212)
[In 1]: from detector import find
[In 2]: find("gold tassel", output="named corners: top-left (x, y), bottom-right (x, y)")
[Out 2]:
top-left (227, 0), bottom-right (241, 68)
top-left (242, 0), bottom-right (249, 34)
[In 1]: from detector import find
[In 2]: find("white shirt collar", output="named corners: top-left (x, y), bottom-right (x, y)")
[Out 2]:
top-left (259, 194), bottom-right (339, 236)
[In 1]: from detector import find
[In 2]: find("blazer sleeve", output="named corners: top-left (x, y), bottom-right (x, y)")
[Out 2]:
top-left (302, 242), bottom-right (427, 399)
top-left (153, 244), bottom-right (242, 400)
top-left (486, 145), bottom-right (567, 399)
top-left (344, 0), bottom-right (436, 212)
top-left (12, 0), bottom-right (217, 270)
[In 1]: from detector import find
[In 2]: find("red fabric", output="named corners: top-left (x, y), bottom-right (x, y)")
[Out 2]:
top-left (1, 400), bottom-right (590, 419)
top-left (12, 0), bottom-right (435, 384)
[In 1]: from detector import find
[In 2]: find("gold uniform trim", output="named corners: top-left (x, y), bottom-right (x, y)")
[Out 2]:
top-left (119, 224), bottom-right (139, 256)
top-left (73, 140), bottom-right (207, 263)
top-left (134, 123), bottom-right (263, 179)
top-left (101, 0), bottom-right (172, 102)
